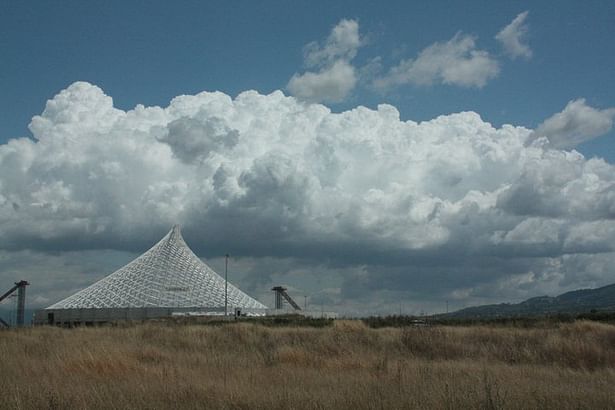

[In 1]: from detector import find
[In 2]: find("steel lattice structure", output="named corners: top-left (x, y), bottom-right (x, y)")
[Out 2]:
top-left (47, 225), bottom-right (267, 311)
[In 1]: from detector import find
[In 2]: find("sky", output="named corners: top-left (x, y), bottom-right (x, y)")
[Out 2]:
top-left (1, 1), bottom-right (615, 316)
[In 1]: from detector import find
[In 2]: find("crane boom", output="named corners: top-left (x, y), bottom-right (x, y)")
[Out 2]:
top-left (0, 280), bottom-right (29, 327)
top-left (0, 283), bottom-right (20, 303)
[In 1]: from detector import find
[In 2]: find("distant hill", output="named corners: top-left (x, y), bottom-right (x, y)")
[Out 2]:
top-left (444, 283), bottom-right (615, 319)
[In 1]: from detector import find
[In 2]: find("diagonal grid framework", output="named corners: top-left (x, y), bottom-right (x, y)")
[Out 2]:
top-left (47, 225), bottom-right (267, 310)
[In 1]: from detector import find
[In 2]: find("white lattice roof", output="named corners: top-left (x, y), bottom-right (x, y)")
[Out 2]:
top-left (47, 225), bottom-right (267, 310)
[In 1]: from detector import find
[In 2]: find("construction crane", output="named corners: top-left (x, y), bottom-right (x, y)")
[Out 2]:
top-left (0, 280), bottom-right (29, 327)
top-left (271, 286), bottom-right (301, 310)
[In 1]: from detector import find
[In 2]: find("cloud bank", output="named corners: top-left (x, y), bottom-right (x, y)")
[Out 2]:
top-left (2, 82), bottom-right (615, 314)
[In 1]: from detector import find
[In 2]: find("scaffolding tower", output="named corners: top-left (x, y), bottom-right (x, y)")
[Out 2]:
top-left (271, 286), bottom-right (301, 310)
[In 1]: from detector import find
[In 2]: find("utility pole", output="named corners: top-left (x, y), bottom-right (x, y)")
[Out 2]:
top-left (224, 254), bottom-right (229, 317)
top-left (304, 295), bottom-right (307, 310)
top-left (446, 300), bottom-right (449, 314)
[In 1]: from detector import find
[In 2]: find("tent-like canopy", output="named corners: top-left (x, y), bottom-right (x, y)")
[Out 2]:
top-left (36, 225), bottom-right (266, 324)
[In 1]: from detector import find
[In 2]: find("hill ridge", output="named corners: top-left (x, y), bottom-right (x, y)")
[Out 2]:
top-left (445, 282), bottom-right (615, 318)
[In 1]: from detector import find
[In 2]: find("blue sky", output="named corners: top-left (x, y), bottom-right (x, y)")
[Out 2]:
top-left (1, 1), bottom-right (615, 315)
top-left (2, 1), bottom-right (614, 159)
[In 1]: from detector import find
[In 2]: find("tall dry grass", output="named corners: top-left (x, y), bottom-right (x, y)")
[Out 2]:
top-left (1, 320), bottom-right (614, 409)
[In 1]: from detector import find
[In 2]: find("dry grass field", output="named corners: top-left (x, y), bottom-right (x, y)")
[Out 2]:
top-left (1, 320), bottom-right (615, 409)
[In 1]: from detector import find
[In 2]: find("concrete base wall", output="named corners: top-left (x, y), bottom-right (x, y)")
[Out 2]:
top-left (33, 306), bottom-right (268, 326)
top-left (266, 309), bottom-right (338, 318)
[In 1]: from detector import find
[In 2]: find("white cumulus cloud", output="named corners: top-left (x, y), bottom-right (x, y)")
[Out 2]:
top-left (374, 32), bottom-right (500, 90)
top-left (303, 19), bottom-right (361, 67)
top-left (2, 82), bottom-right (615, 314)
top-left (287, 19), bottom-right (361, 103)
top-left (496, 11), bottom-right (532, 60)
top-left (529, 99), bottom-right (615, 149)
top-left (287, 60), bottom-right (357, 104)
